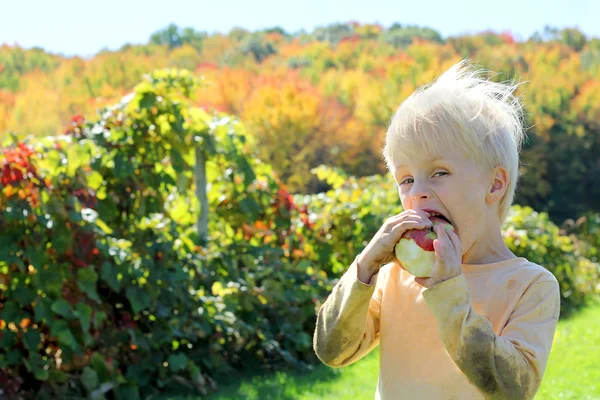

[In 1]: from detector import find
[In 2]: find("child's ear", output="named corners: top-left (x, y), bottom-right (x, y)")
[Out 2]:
top-left (485, 166), bottom-right (508, 205)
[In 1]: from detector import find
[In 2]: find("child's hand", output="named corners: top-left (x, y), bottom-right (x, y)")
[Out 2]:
top-left (415, 224), bottom-right (463, 288)
top-left (358, 209), bottom-right (432, 277)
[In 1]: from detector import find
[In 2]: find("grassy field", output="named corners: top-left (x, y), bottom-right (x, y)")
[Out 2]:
top-left (163, 302), bottom-right (600, 400)
top-left (536, 302), bottom-right (600, 399)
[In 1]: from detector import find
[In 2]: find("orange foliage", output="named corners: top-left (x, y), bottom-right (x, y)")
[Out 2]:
top-left (573, 80), bottom-right (600, 129)
top-left (0, 89), bottom-right (15, 132)
top-left (2, 25), bottom-right (600, 194)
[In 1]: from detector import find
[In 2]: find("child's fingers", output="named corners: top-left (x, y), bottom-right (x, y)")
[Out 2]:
top-left (390, 217), bottom-right (432, 237)
top-left (438, 226), bottom-right (459, 251)
top-left (435, 224), bottom-right (450, 242)
top-left (446, 229), bottom-right (461, 251)
top-left (391, 215), bottom-right (430, 226)
top-left (389, 209), bottom-right (430, 223)
top-left (437, 227), bottom-right (453, 248)
top-left (433, 238), bottom-right (444, 258)
top-left (433, 226), bottom-right (447, 256)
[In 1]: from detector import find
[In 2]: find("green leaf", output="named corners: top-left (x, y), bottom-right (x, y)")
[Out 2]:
top-left (68, 208), bottom-right (84, 222)
top-left (188, 361), bottom-right (203, 387)
top-left (94, 311), bottom-right (107, 329)
top-left (126, 287), bottom-right (152, 314)
top-left (34, 299), bottom-right (52, 323)
top-left (91, 352), bottom-right (111, 382)
top-left (170, 148), bottom-right (186, 173)
top-left (113, 153), bottom-right (130, 178)
top-left (24, 353), bottom-right (45, 374)
top-left (0, 301), bottom-right (19, 322)
top-left (6, 349), bottom-right (20, 366)
top-left (76, 302), bottom-right (92, 334)
top-left (139, 92), bottom-right (157, 109)
top-left (51, 299), bottom-right (73, 318)
top-left (238, 156), bottom-right (257, 186)
top-left (0, 237), bottom-right (18, 265)
top-left (51, 320), bottom-right (78, 350)
top-left (49, 370), bottom-right (69, 383)
top-left (116, 384), bottom-right (140, 400)
top-left (95, 219), bottom-right (113, 235)
top-left (0, 330), bottom-right (16, 348)
top-left (239, 197), bottom-right (260, 219)
top-left (167, 353), bottom-right (188, 372)
top-left (96, 186), bottom-right (107, 200)
top-left (34, 366), bottom-right (50, 381)
top-left (87, 171), bottom-right (104, 190)
top-left (35, 264), bottom-right (64, 296)
top-left (13, 286), bottom-right (36, 305)
top-left (101, 262), bottom-right (120, 291)
top-left (203, 133), bottom-right (218, 155)
top-left (23, 330), bottom-right (41, 352)
top-left (53, 223), bottom-right (73, 254)
top-left (125, 364), bottom-right (150, 386)
top-left (82, 366), bottom-right (99, 391)
top-left (77, 267), bottom-right (101, 303)
top-left (26, 246), bottom-right (48, 272)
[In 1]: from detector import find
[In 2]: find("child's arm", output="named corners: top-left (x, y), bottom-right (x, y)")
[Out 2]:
top-left (423, 274), bottom-right (560, 400)
top-left (313, 209), bottom-right (430, 367)
top-left (313, 256), bottom-right (385, 367)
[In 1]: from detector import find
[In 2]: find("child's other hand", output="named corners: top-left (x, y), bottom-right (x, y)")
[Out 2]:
top-left (358, 209), bottom-right (432, 274)
top-left (415, 224), bottom-right (463, 288)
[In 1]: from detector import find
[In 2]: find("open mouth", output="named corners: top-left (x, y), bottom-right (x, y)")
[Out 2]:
top-left (423, 209), bottom-right (453, 226)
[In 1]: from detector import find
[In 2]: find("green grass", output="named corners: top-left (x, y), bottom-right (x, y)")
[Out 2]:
top-left (536, 302), bottom-right (600, 399)
top-left (206, 354), bottom-right (379, 400)
top-left (164, 302), bottom-right (600, 400)
top-left (157, 354), bottom-right (380, 400)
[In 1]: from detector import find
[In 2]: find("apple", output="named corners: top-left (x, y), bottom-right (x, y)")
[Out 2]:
top-left (394, 216), bottom-right (455, 278)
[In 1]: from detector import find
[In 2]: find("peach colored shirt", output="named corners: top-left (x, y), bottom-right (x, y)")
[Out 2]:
top-left (313, 256), bottom-right (560, 399)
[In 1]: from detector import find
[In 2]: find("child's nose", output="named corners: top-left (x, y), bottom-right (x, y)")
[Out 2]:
top-left (410, 183), bottom-right (432, 201)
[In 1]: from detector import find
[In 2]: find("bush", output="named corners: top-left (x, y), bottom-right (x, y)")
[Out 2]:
top-left (502, 206), bottom-right (600, 314)
top-left (561, 213), bottom-right (600, 263)
top-left (294, 165), bottom-right (400, 276)
top-left (0, 69), bottom-right (326, 398)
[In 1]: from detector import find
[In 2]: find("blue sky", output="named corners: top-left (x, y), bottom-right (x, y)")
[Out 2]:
top-left (1, 0), bottom-right (598, 57)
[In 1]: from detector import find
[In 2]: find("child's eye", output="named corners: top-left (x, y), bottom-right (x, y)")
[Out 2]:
top-left (433, 171), bottom-right (448, 178)
top-left (400, 178), bottom-right (414, 185)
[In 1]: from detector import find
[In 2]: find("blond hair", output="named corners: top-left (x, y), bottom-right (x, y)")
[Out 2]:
top-left (382, 59), bottom-right (527, 222)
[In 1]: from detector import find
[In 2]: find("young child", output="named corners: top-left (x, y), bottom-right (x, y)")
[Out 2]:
top-left (313, 60), bottom-right (560, 400)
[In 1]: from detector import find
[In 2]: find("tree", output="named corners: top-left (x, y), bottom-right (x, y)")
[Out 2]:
top-left (312, 22), bottom-right (356, 44)
top-left (383, 24), bottom-right (443, 48)
top-left (149, 23), bottom-right (206, 51)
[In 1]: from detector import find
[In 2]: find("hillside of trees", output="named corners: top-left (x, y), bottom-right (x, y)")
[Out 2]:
top-left (2, 23), bottom-right (599, 223)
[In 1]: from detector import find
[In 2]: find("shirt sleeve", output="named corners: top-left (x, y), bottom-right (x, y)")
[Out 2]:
top-left (313, 256), bottom-right (386, 368)
top-left (422, 274), bottom-right (561, 400)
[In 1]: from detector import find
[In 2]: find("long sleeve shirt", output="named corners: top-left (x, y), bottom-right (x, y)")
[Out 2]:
top-left (313, 256), bottom-right (561, 399)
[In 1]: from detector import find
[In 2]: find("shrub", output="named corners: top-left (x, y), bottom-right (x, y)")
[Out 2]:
top-left (0, 69), bottom-right (325, 398)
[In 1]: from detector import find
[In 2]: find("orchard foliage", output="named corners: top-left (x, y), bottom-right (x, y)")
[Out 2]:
top-left (2, 24), bottom-right (600, 221)
top-left (502, 206), bottom-right (600, 314)
top-left (0, 70), bottom-right (328, 398)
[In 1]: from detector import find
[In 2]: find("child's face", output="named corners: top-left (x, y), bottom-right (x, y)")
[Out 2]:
top-left (393, 150), bottom-right (493, 257)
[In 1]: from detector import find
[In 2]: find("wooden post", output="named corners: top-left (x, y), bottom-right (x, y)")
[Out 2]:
top-left (195, 145), bottom-right (208, 244)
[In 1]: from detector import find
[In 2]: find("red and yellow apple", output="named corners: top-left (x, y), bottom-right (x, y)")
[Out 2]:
top-left (394, 216), bottom-right (455, 278)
